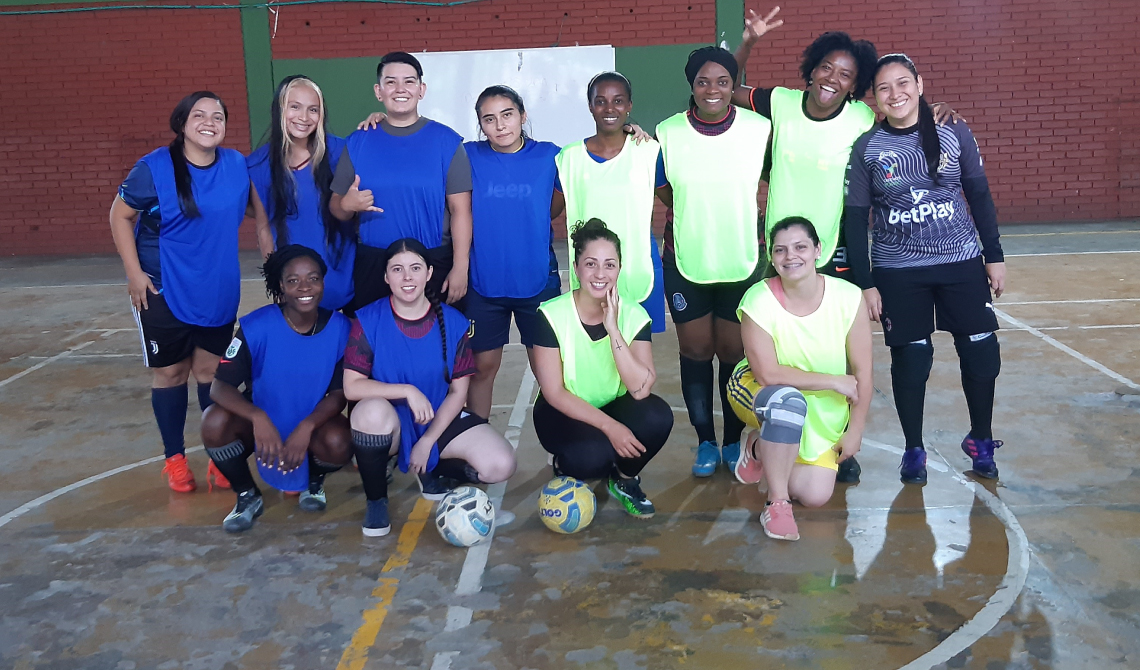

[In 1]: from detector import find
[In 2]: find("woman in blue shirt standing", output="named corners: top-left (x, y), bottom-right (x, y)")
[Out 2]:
top-left (247, 75), bottom-right (355, 311)
top-left (109, 91), bottom-right (268, 494)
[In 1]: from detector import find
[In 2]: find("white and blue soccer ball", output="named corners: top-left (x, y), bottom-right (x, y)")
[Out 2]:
top-left (435, 486), bottom-right (495, 547)
top-left (538, 476), bottom-right (596, 534)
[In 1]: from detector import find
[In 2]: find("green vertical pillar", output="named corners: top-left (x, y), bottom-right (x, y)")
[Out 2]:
top-left (715, 0), bottom-right (744, 49)
top-left (240, 0), bottom-right (274, 150)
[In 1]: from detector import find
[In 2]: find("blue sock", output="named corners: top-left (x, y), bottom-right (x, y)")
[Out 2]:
top-left (197, 382), bottom-right (213, 412)
top-left (152, 384), bottom-right (188, 458)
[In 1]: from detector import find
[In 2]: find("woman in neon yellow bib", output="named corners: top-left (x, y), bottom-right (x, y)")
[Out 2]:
top-left (656, 47), bottom-right (771, 479)
top-left (726, 217), bottom-right (873, 541)
top-left (532, 219), bottom-right (674, 519)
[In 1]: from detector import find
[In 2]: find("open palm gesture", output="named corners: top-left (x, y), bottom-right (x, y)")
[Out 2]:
top-left (743, 6), bottom-right (784, 43)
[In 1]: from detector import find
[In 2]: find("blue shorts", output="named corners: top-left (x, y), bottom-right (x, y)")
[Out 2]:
top-left (641, 239), bottom-right (666, 334)
top-left (466, 274), bottom-right (561, 352)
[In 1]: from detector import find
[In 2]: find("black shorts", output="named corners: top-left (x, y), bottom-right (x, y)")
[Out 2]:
top-left (346, 243), bottom-right (456, 314)
top-left (874, 256), bottom-right (999, 347)
top-left (465, 277), bottom-right (561, 352)
top-left (438, 410), bottom-right (489, 449)
top-left (663, 255), bottom-right (765, 324)
top-left (132, 291), bottom-right (234, 368)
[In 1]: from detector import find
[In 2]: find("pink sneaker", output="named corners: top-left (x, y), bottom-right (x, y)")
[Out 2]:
top-left (734, 434), bottom-right (765, 485)
top-left (759, 500), bottom-right (799, 541)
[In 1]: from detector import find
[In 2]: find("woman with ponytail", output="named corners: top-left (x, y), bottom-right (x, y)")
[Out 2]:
top-left (247, 75), bottom-right (356, 311)
top-left (844, 54), bottom-right (1006, 485)
top-left (342, 237), bottom-right (515, 537)
top-left (109, 91), bottom-right (268, 493)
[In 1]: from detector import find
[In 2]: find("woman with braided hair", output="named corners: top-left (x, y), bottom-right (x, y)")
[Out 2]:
top-left (343, 237), bottom-right (516, 537)
top-left (202, 244), bottom-right (354, 532)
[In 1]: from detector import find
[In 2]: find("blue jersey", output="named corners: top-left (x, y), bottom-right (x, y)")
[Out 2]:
top-left (239, 305), bottom-right (351, 492)
top-left (342, 120), bottom-right (465, 249)
top-left (355, 299), bottom-right (471, 474)
top-left (466, 138), bottom-right (560, 298)
top-left (247, 136), bottom-right (356, 310)
top-left (138, 146), bottom-right (249, 327)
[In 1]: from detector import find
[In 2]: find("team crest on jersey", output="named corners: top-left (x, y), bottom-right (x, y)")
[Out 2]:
top-left (878, 151), bottom-right (902, 185)
top-left (225, 337), bottom-right (241, 359)
top-left (937, 151), bottom-right (950, 175)
top-left (672, 293), bottom-right (688, 311)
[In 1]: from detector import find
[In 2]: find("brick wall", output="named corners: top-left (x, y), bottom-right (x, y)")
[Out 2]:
top-left (0, 6), bottom-right (249, 256)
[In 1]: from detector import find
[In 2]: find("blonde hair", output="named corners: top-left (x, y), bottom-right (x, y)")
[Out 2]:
top-left (277, 77), bottom-right (327, 175)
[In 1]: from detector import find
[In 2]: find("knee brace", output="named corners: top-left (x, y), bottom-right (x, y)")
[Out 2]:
top-left (954, 332), bottom-right (1001, 381)
top-left (753, 385), bottom-right (807, 445)
top-left (890, 338), bottom-right (934, 384)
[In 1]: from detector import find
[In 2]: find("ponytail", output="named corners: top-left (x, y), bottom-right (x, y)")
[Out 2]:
top-left (424, 283), bottom-right (452, 384)
top-left (917, 96), bottom-right (942, 186)
top-left (167, 91), bottom-right (228, 219)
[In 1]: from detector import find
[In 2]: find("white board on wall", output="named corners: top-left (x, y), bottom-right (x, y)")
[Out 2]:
top-left (412, 45), bottom-right (615, 147)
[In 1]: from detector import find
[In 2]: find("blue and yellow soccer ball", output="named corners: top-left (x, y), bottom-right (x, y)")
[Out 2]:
top-left (538, 477), bottom-right (596, 534)
top-left (435, 486), bottom-right (495, 547)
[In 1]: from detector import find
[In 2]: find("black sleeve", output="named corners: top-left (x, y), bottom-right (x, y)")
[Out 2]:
top-left (843, 206), bottom-right (874, 290)
top-left (214, 328), bottom-right (252, 389)
top-left (532, 312), bottom-right (560, 348)
top-left (330, 147), bottom-right (355, 195)
top-left (956, 123), bottom-right (1004, 263)
top-left (748, 87), bottom-right (774, 119)
top-left (633, 323), bottom-right (651, 342)
top-left (326, 358), bottom-right (345, 394)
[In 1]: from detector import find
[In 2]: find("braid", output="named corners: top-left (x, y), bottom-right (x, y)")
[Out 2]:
top-left (424, 284), bottom-right (451, 383)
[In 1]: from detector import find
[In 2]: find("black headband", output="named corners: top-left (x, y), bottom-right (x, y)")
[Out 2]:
top-left (685, 47), bottom-right (739, 87)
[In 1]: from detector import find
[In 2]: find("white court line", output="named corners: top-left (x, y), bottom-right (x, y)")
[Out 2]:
top-left (999, 298), bottom-right (1140, 305)
top-left (0, 341), bottom-right (93, 390)
top-left (994, 308), bottom-right (1140, 391)
top-left (1005, 250), bottom-right (1140, 258)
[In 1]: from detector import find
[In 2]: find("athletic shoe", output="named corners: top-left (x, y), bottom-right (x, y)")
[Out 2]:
top-left (162, 454), bottom-right (197, 493)
top-left (836, 456), bottom-right (861, 484)
top-left (899, 449), bottom-right (928, 485)
top-left (222, 490), bottom-right (263, 533)
top-left (206, 461), bottom-right (230, 492)
top-left (961, 435), bottom-right (1003, 479)
top-left (721, 442), bottom-right (741, 472)
top-left (733, 438), bottom-right (765, 485)
top-left (692, 440), bottom-right (721, 477)
top-left (416, 472), bottom-right (454, 501)
top-left (298, 486), bottom-right (327, 512)
top-left (362, 498), bottom-right (391, 537)
top-left (759, 500), bottom-right (799, 541)
top-left (607, 475), bottom-right (655, 518)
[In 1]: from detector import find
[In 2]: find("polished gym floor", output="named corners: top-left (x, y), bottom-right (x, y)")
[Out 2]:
top-left (1, 221), bottom-right (1137, 669)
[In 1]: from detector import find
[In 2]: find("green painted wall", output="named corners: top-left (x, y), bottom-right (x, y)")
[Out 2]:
top-left (615, 44), bottom-right (706, 133)
top-left (271, 58), bottom-right (385, 140)
top-left (240, 0), bottom-right (274, 149)
top-left (715, 0), bottom-right (744, 49)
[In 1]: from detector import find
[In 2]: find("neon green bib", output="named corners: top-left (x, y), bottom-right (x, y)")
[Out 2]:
top-left (538, 290), bottom-right (652, 408)
top-left (656, 110), bottom-right (770, 284)
top-left (736, 276), bottom-right (863, 461)
top-left (766, 88), bottom-right (875, 265)
top-left (555, 137), bottom-right (659, 302)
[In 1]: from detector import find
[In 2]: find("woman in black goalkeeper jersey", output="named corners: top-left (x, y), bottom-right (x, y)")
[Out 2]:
top-left (844, 54), bottom-right (1006, 485)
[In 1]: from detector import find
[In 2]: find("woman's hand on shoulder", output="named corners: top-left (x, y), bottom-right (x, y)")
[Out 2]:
top-left (405, 386), bottom-right (435, 424)
top-left (930, 102), bottom-right (965, 126)
top-left (623, 123), bottom-right (652, 145)
top-left (357, 112), bottom-right (387, 131)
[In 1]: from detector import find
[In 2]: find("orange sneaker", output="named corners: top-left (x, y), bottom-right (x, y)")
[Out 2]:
top-left (207, 461), bottom-right (231, 492)
top-left (162, 454), bottom-right (197, 493)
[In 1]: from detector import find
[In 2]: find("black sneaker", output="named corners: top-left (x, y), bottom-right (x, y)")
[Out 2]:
top-left (222, 489), bottom-right (264, 533)
top-left (298, 485), bottom-right (327, 512)
top-left (416, 472), bottom-right (455, 501)
top-left (836, 456), bottom-right (861, 484)
top-left (362, 498), bottom-right (391, 537)
top-left (607, 475), bottom-right (655, 519)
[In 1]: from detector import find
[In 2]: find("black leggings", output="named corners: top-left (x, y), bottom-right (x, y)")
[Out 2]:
top-left (534, 393), bottom-right (673, 480)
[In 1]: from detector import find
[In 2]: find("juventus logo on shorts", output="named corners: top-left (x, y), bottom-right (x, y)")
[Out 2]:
top-left (672, 293), bottom-right (688, 311)
top-left (149, 340), bottom-right (159, 354)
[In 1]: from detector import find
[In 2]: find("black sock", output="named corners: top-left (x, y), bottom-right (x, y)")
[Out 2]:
top-left (308, 453), bottom-right (344, 493)
top-left (955, 334), bottom-right (1001, 441)
top-left (680, 355), bottom-right (716, 444)
top-left (197, 383), bottom-right (213, 412)
top-left (352, 430), bottom-right (393, 501)
top-left (206, 440), bottom-right (257, 494)
top-left (433, 458), bottom-right (482, 484)
top-left (719, 360), bottom-right (745, 445)
top-left (890, 341), bottom-right (934, 450)
top-left (152, 384), bottom-right (188, 458)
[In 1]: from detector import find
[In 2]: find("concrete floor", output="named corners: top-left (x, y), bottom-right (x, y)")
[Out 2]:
top-left (0, 221), bottom-right (1138, 669)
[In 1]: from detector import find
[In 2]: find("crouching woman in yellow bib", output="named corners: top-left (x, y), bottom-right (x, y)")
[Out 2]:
top-left (532, 219), bottom-right (674, 519)
top-left (727, 217), bottom-right (872, 541)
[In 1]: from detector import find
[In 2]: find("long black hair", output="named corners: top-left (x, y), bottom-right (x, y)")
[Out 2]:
top-left (168, 91), bottom-right (227, 218)
top-left (800, 32), bottom-right (878, 101)
top-left (263, 75), bottom-right (353, 260)
top-left (875, 54), bottom-right (942, 185)
top-left (385, 237), bottom-right (451, 383)
top-left (261, 244), bottom-right (327, 304)
top-left (475, 85), bottom-right (529, 140)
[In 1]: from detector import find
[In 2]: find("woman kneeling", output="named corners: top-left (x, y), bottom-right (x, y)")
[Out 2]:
top-left (727, 217), bottom-right (872, 540)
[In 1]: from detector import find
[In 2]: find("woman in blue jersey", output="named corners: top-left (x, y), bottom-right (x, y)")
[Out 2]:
top-left (845, 54), bottom-right (1006, 483)
top-left (463, 86), bottom-right (562, 418)
top-left (248, 75), bottom-right (356, 311)
top-left (109, 91), bottom-right (268, 494)
top-left (344, 238), bottom-right (516, 537)
top-left (201, 245), bottom-right (354, 532)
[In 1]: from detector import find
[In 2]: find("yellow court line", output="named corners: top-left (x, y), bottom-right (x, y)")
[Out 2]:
top-left (1003, 229), bottom-right (1140, 237)
top-left (337, 497), bottom-right (434, 670)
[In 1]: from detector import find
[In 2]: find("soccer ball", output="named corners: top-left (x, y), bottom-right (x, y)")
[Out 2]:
top-left (435, 486), bottom-right (495, 547)
top-left (538, 477), bottom-right (596, 534)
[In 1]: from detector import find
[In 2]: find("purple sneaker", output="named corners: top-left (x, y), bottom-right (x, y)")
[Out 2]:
top-left (899, 449), bottom-right (928, 484)
top-left (961, 435), bottom-right (1003, 479)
